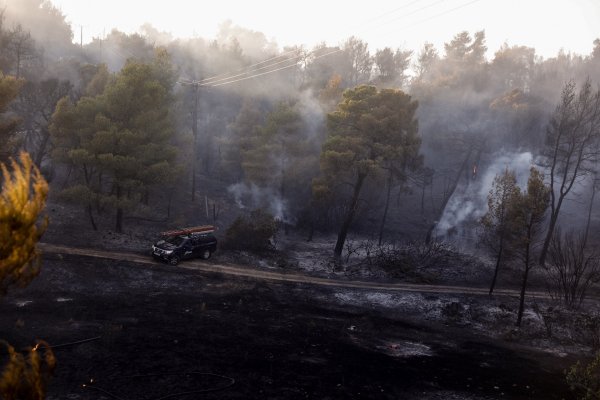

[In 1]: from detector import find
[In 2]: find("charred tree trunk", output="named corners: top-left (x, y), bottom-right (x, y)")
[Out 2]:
top-left (191, 85), bottom-right (199, 202)
top-left (489, 239), bottom-right (504, 297)
top-left (116, 184), bottom-right (123, 233)
top-left (87, 204), bottom-right (97, 231)
top-left (516, 238), bottom-right (531, 327)
top-left (334, 173), bottom-right (366, 258)
top-left (379, 172), bottom-right (393, 246)
top-left (426, 149), bottom-right (472, 244)
top-left (307, 206), bottom-right (316, 242)
top-left (34, 130), bottom-right (51, 168)
top-left (282, 160), bottom-right (288, 235)
top-left (584, 176), bottom-right (597, 247)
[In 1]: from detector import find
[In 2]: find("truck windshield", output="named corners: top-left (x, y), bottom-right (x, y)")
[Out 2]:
top-left (165, 236), bottom-right (187, 247)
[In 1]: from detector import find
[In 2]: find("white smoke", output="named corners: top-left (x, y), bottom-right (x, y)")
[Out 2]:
top-left (437, 151), bottom-right (535, 233)
top-left (227, 183), bottom-right (294, 225)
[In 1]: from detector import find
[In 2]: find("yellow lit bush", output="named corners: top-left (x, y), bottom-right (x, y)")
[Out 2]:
top-left (0, 152), bottom-right (49, 304)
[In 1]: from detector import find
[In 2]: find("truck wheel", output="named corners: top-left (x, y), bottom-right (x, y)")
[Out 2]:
top-left (201, 248), bottom-right (211, 259)
top-left (169, 255), bottom-right (180, 266)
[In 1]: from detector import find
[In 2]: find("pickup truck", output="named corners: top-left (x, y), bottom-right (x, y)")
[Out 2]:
top-left (151, 226), bottom-right (218, 266)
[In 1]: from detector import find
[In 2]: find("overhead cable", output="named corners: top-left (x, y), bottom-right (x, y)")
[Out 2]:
top-left (210, 0), bottom-right (482, 88)
top-left (195, 0), bottom-right (425, 84)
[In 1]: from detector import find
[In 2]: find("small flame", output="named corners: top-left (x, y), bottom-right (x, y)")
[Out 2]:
top-left (473, 166), bottom-right (476, 173)
top-left (32, 344), bottom-right (39, 352)
top-left (90, 379), bottom-right (93, 383)
top-left (83, 384), bottom-right (86, 387)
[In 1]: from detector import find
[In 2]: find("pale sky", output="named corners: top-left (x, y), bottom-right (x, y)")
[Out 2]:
top-left (54, 0), bottom-right (600, 59)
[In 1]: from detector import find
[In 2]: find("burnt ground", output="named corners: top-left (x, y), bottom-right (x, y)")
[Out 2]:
top-left (0, 253), bottom-right (582, 400)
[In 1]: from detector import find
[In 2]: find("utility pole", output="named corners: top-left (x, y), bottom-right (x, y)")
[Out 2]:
top-left (93, 28), bottom-right (107, 64)
top-left (191, 83), bottom-right (200, 202)
top-left (75, 25), bottom-right (88, 53)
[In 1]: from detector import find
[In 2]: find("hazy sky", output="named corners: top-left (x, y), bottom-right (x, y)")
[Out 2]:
top-left (54, 0), bottom-right (600, 59)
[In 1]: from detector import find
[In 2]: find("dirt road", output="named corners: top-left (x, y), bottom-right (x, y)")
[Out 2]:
top-left (39, 243), bottom-right (554, 299)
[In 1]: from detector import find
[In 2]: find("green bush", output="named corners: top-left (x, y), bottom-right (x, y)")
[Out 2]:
top-left (222, 210), bottom-right (281, 253)
top-left (566, 352), bottom-right (600, 400)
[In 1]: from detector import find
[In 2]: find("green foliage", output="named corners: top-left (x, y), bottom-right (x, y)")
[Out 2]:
top-left (0, 152), bottom-right (48, 305)
top-left (509, 167), bottom-right (549, 248)
top-left (49, 49), bottom-right (183, 231)
top-left (321, 85), bottom-right (421, 183)
top-left (316, 85), bottom-right (422, 255)
top-left (0, 73), bottom-right (24, 168)
top-left (221, 98), bottom-right (262, 182)
top-left (0, 341), bottom-right (56, 400)
top-left (566, 352), bottom-right (600, 400)
top-left (509, 167), bottom-right (550, 326)
top-left (477, 168), bottom-right (520, 273)
top-left (223, 209), bottom-right (282, 253)
top-left (242, 102), bottom-right (312, 189)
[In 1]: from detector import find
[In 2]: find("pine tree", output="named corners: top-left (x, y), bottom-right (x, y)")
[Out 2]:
top-left (0, 73), bottom-right (24, 169)
top-left (317, 85), bottom-right (421, 257)
top-left (477, 168), bottom-right (520, 296)
top-left (50, 49), bottom-right (183, 232)
top-left (509, 167), bottom-right (549, 327)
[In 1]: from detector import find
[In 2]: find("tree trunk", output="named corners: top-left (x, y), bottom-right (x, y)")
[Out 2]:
top-left (584, 176), bottom-right (597, 247)
top-left (191, 86), bottom-right (199, 202)
top-left (61, 165), bottom-right (72, 191)
top-left (516, 244), bottom-right (531, 327)
top-left (426, 149), bottom-right (472, 243)
top-left (421, 180), bottom-right (425, 214)
top-left (539, 211), bottom-right (558, 266)
top-left (307, 206), bottom-right (316, 242)
top-left (34, 130), bottom-right (51, 168)
top-left (430, 175), bottom-right (435, 214)
top-left (87, 204), bottom-right (97, 231)
top-left (282, 161), bottom-right (288, 235)
top-left (116, 185), bottom-right (123, 233)
top-left (379, 172), bottom-right (393, 246)
top-left (489, 241), bottom-right (504, 297)
top-left (334, 173), bottom-right (366, 257)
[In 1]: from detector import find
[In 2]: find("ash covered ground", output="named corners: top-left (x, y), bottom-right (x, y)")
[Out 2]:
top-left (23, 175), bottom-right (599, 399)
top-left (0, 254), bottom-right (579, 400)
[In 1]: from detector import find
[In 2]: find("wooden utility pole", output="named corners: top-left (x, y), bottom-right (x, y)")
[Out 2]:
top-left (191, 83), bottom-right (200, 202)
top-left (75, 25), bottom-right (87, 53)
top-left (93, 28), bottom-right (107, 63)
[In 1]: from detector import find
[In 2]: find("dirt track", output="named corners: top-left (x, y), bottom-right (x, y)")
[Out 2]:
top-left (39, 243), bottom-right (556, 299)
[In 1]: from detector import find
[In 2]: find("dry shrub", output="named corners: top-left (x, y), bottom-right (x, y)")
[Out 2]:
top-left (546, 228), bottom-right (600, 308)
top-left (0, 341), bottom-right (56, 400)
top-left (350, 236), bottom-right (464, 281)
top-left (566, 351), bottom-right (600, 400)
top-left (0, 152), bottom-right (49, 305)
top-left (222, 209), bottom-right (281, 253)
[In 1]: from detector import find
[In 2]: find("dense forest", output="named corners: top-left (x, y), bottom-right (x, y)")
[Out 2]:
top-left (2, 0), bottom-right (600, 267)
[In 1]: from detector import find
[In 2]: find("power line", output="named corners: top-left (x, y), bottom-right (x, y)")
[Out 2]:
top-left (195, 0), bottom-right (429, 85)
top-left (194, 2), bottom-right (442, 86)
top-left (210, 47), bottom-right (345, 87)
top-left (209, 0), bottom-right (482, 88)
top-left (339, 0), bottom-right (421, 34)
top-left (371, 0), bottom-right (481, 40)
top-left (355, 0), bottom-right (446, 37)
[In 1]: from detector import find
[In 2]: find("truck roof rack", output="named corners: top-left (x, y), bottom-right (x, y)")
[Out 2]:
top-left (160, 225), bottom-right (218, 237)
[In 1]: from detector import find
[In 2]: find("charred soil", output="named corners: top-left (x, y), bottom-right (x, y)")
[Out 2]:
top-left (0, 253), bottom-right (581, 400)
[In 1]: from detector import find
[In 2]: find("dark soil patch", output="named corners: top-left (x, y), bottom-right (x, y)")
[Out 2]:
top-left (0, 254), bottom-right (578, 400)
